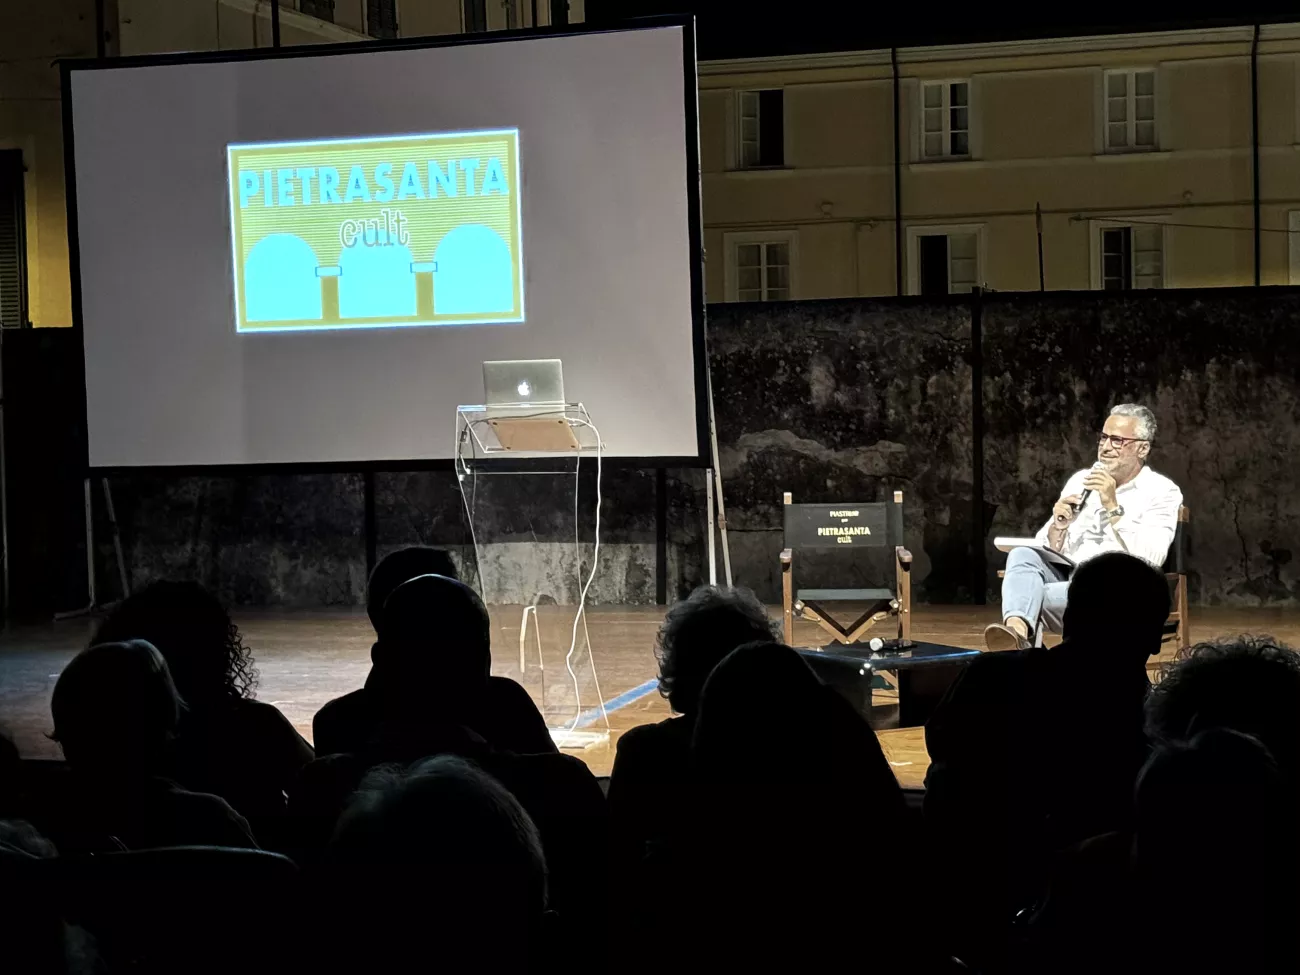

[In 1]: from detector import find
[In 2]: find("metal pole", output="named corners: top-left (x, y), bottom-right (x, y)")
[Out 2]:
top-left (1035, 202), bottom-right (1046, 291)
top-left (705, 368), bottom-right (733, 587)
top-left (1251, 23), bottom-right (1261, 286)
top-left (655, 467), bottom-right (667, 603)
top-left (102, 478), bottom-right (129, 601)
top-left (0, 330), bottom-right (8, 619)
top-left (54, 478), bottom-right (96, 619)
top-left (271, 0), bottom-right (281, 48)
top-left (891, 47), bottom-right (904, 296)
top-left (706, 469), bottom-right (716, 586)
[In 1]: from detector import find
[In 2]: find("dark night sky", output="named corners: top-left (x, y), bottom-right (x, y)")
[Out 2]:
top-left (583, 3), bottom-right (1294, 59)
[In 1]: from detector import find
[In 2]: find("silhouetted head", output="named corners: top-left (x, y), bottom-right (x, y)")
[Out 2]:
top-left (1146, 635), bottom-right (1300, 782)
top-left (1062, 551), bottom-right (1170, 653)
top-left (372, 574), bottom-right (491, 696)
top-left (1134, 728), bottom-right (1298, 964)
top-left (692, 641), bottom-right (893, 789)
top-left (327, 755), bottom-right (546, 968)
top-left (51, 640), bottom-right (182, 776)
top-left (655, 586), bottom-right (778, 716)
top-left (90, 580), bottom-right (256, 707)
top-left (366, 547), bottom-right (458, 631)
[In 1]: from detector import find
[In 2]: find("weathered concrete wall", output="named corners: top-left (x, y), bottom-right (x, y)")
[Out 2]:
top-left (984, 289), bottom-right (1300, 605)
top-left (707, 298), bottom-right (975, 603)
top-left (20, 289), bottom-right (1299, 613)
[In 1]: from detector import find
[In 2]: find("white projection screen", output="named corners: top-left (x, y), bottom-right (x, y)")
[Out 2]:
top-left (63, 21), bottom-right (705, 469)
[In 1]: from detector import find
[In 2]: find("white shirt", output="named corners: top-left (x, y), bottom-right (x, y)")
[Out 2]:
top-left (1034, 465), bottom-right (1183, 568)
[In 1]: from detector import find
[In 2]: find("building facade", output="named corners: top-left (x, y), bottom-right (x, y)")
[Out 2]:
top-left (700, 24), bottom-right (1300, 301)
top-left (4, 9), bottom-right (1300, 327)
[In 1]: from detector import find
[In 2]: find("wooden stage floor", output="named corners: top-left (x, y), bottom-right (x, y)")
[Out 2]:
top-left (2, 604), bottom-right (1298, 786)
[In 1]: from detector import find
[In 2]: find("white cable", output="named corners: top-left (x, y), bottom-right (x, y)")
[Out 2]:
top-left (557, 416), bottom-right (602, 745)
top-left (454, 420), bottom-right (486, 599)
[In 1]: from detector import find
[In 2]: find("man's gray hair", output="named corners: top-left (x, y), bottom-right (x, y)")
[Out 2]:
top-left (1109, 403), bottom-right (1158, 442)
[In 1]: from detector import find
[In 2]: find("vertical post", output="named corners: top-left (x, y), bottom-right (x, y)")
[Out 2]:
top-left (1251, 23), bottom-right (1261, 287)
top-left (655, 467), bottom-right (667, 604)
top-left (706, 470), bottom-right (716, 586)
top-left (781, 491), bottom-right (793, 645)
top-left (891, 47), bottom-right (904, 297)
top-left (1035, 202), bottom-right (1046, 291)
top-left (894, 489), bottom-right (912, 644)
top-left (102, 478), bottom-right (129, 600)
top-left (363, 471), bottom-right (376, 580)
top-left (271, 0), bottom-right (282, 48)
top-left (970, 288), bottom-right (987, 605)
top-left (0, 330), bottom-right (7, 618)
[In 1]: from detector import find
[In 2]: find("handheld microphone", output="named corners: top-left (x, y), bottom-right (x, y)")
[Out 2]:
top-left (1074, 462), bottom-right (1103, 512)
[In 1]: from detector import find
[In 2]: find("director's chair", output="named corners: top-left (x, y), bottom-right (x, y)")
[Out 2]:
top-left (779, 490), bottom-right (913, 648)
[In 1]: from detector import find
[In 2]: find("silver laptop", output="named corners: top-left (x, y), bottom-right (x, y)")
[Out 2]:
top-left (483, 359), bottom-right (566, 409)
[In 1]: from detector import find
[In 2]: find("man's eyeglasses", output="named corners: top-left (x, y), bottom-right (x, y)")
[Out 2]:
top-left (1098, 434), bottom-right (1148, 449)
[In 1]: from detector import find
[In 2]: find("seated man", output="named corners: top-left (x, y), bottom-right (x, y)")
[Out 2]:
top-left (313, 547), bottom-right (553, 756)
top-left (987, 403), bottom-right (1182, 652)
top-left (924, 551), bottom-right (1170, 968)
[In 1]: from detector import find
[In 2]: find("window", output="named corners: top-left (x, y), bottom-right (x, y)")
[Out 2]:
top-left (1100, 225), bottom-right (1162, 289)
top-left (910, 230), bottom-right (980, 295)
top-left (463, 0), bottom-right (486, 31)
top-left (297, 0), bottom-right (335, 22)
top-left (725, 233), bottom-right (796, 302)
top-left (736, 90), bottom-right (785, 169)
top-left (366, 0), bottom-right (398, 37)
top-left (921, 81), bottom-right (970, 159)
top-left (0, 150), bottom-right (28, 328)
top-left (1105, 69), bottom-right (1157, 151)
top-left (550, 0), bottom-right (569, 25)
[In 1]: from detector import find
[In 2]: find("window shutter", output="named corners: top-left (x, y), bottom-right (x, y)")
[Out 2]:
top-left (367, 0), bottom-right (398, 38)
top-left (0, 150), bottom-right (29, 329)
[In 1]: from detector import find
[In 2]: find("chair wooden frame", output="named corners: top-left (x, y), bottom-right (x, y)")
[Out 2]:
top-left (994, 504), bottom-right (1190, 650)
top-left (780, 490), bottom-right (913, 648)
top-left (1162, 505), bottom-right (1191, 652)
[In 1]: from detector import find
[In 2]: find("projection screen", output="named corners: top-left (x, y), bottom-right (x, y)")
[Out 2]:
top-left (63, 21), bottom-right (704, 468)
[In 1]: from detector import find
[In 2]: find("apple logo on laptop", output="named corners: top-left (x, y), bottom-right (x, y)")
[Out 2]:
top-left (517, 380), bottom-right (532, 398)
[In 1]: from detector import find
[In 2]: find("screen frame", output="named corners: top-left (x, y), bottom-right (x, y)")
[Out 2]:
top-left (60, 16), bottom-right (708, 475)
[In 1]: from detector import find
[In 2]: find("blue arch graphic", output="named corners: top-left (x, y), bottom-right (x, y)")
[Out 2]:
top-left (433, 224), bottom-right (515, 316)
top-left (244, 234), bottom-right (322, 322)
top-left (338, 242), bottom-right (417, 319)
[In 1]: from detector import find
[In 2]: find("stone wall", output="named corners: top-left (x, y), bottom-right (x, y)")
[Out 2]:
top-left (10, 288), bottom-right (1300, 615)
top-left (983, 288), bottom-right (1300, 605)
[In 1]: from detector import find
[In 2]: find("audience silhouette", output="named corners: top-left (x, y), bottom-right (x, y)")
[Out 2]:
top-left (924, 551), bottom-right (1170, 966)
top-left (89, 581), bottom-right (313, 843)
top-left (35, 640), bottom-right (257, 853)
top-left (4, 560), bottom-right (1297, 973)
top-left (686, 640), bottom-right (916, 968)
top-left (313, 550), bottom-right (554, 756)
top-left (317, 755), bottom-right (551, 973)
top-left (293, 572), bottom-right (607, 935)
top-left (607, 584), bottom-right (777, 871)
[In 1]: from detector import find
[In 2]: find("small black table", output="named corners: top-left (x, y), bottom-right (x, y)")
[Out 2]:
top-left (797, 641), bottom-right (980, 728)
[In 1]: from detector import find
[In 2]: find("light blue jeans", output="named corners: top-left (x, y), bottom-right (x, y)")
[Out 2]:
top-left (1002, 546), bottom-right (1071, 641)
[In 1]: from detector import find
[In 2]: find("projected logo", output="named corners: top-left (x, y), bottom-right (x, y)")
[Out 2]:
top-left (227, 129), bottom-right (523, 332)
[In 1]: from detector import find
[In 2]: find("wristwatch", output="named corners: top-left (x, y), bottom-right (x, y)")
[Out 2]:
top-left (1106, 505), bottom-right (1125, 520)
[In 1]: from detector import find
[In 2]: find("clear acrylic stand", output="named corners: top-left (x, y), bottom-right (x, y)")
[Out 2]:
top-left (454, 403), bottom-right (611, 750)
